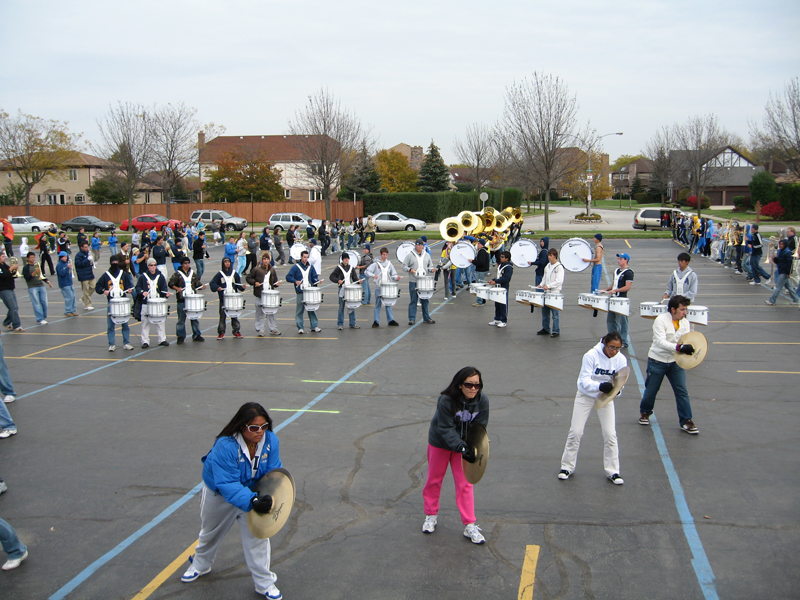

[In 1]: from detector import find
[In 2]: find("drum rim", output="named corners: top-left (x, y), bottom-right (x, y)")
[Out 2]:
top-left (559, 237), bottom-right (593, 272)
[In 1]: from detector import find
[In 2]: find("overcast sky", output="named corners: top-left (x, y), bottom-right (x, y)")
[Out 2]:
top-left (1, 0), bottom-right (798, 166)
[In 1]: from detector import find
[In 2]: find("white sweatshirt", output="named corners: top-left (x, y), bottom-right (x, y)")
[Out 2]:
top-left (577, 340), bottom-right (629, 398)
top-left (648, 312), bottom-right (691, 363)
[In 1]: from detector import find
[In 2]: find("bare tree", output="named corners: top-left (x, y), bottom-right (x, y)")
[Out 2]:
top-left (645, 126), bottom-right (677, 206)
top-left (0, 109), bottom-right (80, 211)
top-left (151, 102), bottom-right (199, 219)
top-left (751, 77), bottom-right (800, 177)
top-left (94, 102), bottom-right (154, 225)
top-left (671, 114), bottom-right (732, 218)
top-left (288, 88), bottom-right (374, 221)
top-left (453, 123), bottom-right (496, 191)
top-left (497, 73), bottom-right (587, 230)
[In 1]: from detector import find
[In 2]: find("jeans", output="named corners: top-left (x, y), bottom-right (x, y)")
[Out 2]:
top-left (107, 306), bottom-right (130, 345)
top-left (347, 234), bottom-right (355, 249)
top-left (194, 259), bottom-right (205, 282)
top-left (408, 282), bottom-right (431, 322)
top-left (475, 271), bottom-right (489, 304)
top-left (374, 291), bottom-right (395, 324)
top-left (560, 391), bottom-right (619, 477)
top-left (295, 293), bottom-right (318, 330)
top-left (0, 337), bottom-right (16, 399)
top-left (60, 285), bottom-right (76, 314)
top-left (591, 264), bottom-right (603, 293)
top-left (0, 518), bottom-right (26, 560)
top-left (176, 302), bottom-right (202, 340)
top-left (28, 285), bottom-right (48, 322)
top-left (236, 255), bottom-right (246, 275)
top-left (337, 296), bottom-right (357, 327)
top-left (769, 273), bottom-right (800, 304)
top-left (361, 277), bottom-right (371, 304)
top-left (441, 269), bottom-right (452, 297)
top-left (639, 358), bottom-right (693, 425)
top-left (541, 305), bottom-right (559, 333)
top-left (0, 289), bottom-right (21, 329)
top-left (607, 311), bottom-right (629, 345)
top-left (749, 254), bottom-right (770, 284)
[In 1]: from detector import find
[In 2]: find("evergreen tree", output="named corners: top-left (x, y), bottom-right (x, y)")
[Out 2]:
top-left (340, 147), bottom-right (383, 199)
top-left (417, 141), bottom-right (450, 192)
top-left (630, 175), bottom-right (644, 196)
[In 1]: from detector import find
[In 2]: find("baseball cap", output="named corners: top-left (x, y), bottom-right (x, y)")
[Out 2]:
top-left (616, 253), bottom-right (630, 261)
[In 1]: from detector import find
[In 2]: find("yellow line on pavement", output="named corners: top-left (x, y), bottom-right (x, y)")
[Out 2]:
top-left (21, 333), bottom-right (105, 358)
top-left (6, 356), bottom-right (293, 365)
top-left (715, 342), bottom-right (800, 345)
top-left (738, 370), bottom-right (800, 374)
top-left (517, 545), bottom-right (540, 600)
top-left (624, 240), bottom-right (631, 248)
top-left (132, 540), bottom-right (197, 600)
top-left (710, 320), bottom-right (800, 323)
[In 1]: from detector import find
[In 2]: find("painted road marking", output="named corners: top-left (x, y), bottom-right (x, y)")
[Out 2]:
top-left (715, 342), bottom-right (800, 345)
top-left (624, 239), bottom-right (631, 248)
top-left (517, 545), bottom-right (540, 600)
top-left (737, 370), bottom-right (800, 374)
top-left (302, 380), bottom-right (373, 384)
top-left (20, 333), bottom-right (106, 357)
top-left (270, 408), bottom-right (341, 413)
top-left (131, 541), bottom-right (198, 600)
top-left (8, 356), bottom-right (293, 366)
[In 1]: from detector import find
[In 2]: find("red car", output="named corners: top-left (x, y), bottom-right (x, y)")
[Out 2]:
top-left (120, 214), bottom-right (183, 232)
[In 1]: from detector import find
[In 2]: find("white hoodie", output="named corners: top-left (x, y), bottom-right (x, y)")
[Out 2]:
top-left (577, 340), bottom-right (629, 399)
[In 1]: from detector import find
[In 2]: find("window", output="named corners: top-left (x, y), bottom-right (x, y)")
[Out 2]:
top-left (145, 193), bottom-right (151, 204)
top-left (59, 194), bottom-right (66, 205)
top-left (75, 194), bottom-right (85, 203)
top-left (36, 195), bottom-right (41, 203)
top-left (68, 169), bottom-right (78, 181)
top-left (284, 189), bottom-right (291, 199)
top-left (311, 164), bottom-right (322, 176)
top-left (309, 190), bottom-right (322, 201)
top-left (47, 194), bottom-right (56, 205)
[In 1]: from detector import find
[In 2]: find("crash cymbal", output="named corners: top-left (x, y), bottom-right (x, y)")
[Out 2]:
top-left (674, 331), bottom-right (708, 370)
top-left (462, 423), bottom-right (489, 485)
top-left (247, 467), bottom-right (296, 540)
top-left (594, 366), bottom-right (630, 409)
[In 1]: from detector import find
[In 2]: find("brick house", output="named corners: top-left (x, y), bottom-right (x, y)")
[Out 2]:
top-left (389, 143), bottom-right (424, 171)
top-left (670, 147), bottom-right (763, 206)
top-left (611, 158), bottom-right (654, 196)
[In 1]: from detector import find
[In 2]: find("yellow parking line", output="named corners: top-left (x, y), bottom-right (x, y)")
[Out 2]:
top-left (21, 333), bottom-right (105, 358)
top-left (624, 240), bottom-right (631, 248)
top-left (715, 342), bottom-right (800, 345)
top-left (517, 545), bottom-right (540, 600)
top-left (738, 370), bottom-right (800, 374)
top-left (132, 540), bottom-right (197, 600)
top-left (6, 356), bottom-right (293, 366)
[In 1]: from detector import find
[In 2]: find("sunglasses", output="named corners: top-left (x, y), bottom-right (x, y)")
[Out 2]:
top-left (245, 424), bottom-right (269, 433)
top-left (605, 345), bottom-right (623, 352)
top-left (461, 382), bottom-right (481, 390)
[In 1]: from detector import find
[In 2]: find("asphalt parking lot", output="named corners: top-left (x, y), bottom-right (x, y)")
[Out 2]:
top-left (0, 236), bottom-right (798, 600)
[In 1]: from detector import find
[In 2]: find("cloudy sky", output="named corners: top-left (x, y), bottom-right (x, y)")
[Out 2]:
top-left (1, 0), bottom-right (798, 165)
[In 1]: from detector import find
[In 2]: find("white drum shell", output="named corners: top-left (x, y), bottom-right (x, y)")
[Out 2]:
top-left (146, 297), bottom-right (169, 320)
top-left (687, 305), bottom-right (708, 326)
top-left (639, 301), bottom-right (667, 319)
top-left (559, 238), bottom-right (593, 273)
top-left (109, 297), bottom-right (131, 324)
top-left (416, 276), bottom-right (435, 292)
top-left (380, 282), bottom-right (400, 299)
top-left (608, 297), bottom-right (631, 316)
top-left (488, 287), bottom-right (507, 304)
top-left (544, 293), bottom-right (564, 310)
top-left (184, 293), bottom-right (205, 313)
top-left (530, 290), bottom-right (546, 307)
top-left (579, 293), bottom-right (609, 312)
top-left (450, 242), bottom-right (476, 269)
top-left (474, 283), bottom-right (490, 300)
top-left (343, 283), bottom-right (363, 303)
top-left (516, 290), bottom-right (534, 304)
top-left (302, 287), bottom-right (322, 305)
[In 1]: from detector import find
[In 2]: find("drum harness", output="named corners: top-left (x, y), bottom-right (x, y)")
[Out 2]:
top-left (105, 271), bottom-right (124, 299)
top-left (143, 272), bottom-right (163, 299)
top-left (177, 270), bottom-right (195, 299)
top-left (611, 268), bottom-right (630, 296)
top-left (337, 263), bottom-right (354, 298)
top-left (670, 268), bottom-right (692, 296)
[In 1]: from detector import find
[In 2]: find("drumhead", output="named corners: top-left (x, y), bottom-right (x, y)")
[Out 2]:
top-left (340, 250), bottom-right (359, 265)
top-left (560, 238), bottom-right (593, 273)
top-left (290, 243), bottom-right (307, 261)
top-left (450, 242), bottom-right (476, 269)
top-left (396, 242), bottom-right (414, 263)
top-left (510, 239), bottom-right (538, 268)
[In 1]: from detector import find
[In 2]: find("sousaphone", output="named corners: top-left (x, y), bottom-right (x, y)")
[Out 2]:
top-left (247, 467), bottom-right (296, 539)
top-left (674, 331), bottom-right (708, 370)
top-left (461, 423), bottom-right (489, 484)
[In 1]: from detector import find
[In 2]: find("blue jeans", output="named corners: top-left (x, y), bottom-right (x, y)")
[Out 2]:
top-left (475, 271), bottom-right (489, 304)
top-left (0, 289), bottom-right (21, 329)
top-left (607, 311), bottom-right (629, 345)
top-left (176, 302), bottom-right (202, 340)
top-left (541, 305), bottom-right (559, 333)
top-left (769, 273), bottom-right (800, 304)
top-left (0, 518), bottom-right (26, 560)
top-left (60, 285), bottom-right (76, 314)
top-left (591, 264), bottom-right (602, 293)
top-left (639, 358), bottom-right (693, 425)
top-left (0, 337), bottom-right (16, 399)
top-left (337, 296), bottom-right (357, 327)
top-left (107, 306), bottom-right (130, 345)
top-left (295, 293), bottom-right (318, 330)
top-left (408, 282), bottom-right (431, 322)
top-left (361, 277), bottom-right (371, 304)
top-left (749, 254), bottom-right (770, 284)
top-left (194, 259), bottom-right (205, 282)
top-left (374, 291), bottom-right (395, 324)
top-left (28, 285), bottom-right (48, 322)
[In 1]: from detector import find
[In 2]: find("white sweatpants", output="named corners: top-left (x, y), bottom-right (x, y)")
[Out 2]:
top-left (140, 315), bottom-right (165, 345)
top-left (560, 391), bottom-right (620, 477)
top-left (254, 308), bottom-right (278, 334)
top-left (193, 484), bottom-right (277, 594)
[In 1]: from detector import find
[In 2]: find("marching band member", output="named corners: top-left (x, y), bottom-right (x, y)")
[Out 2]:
top-left (136, 258), bottom-right (171, 348)
top-left (536, 248), bottom-right (564, 337)
top-left (402, 238), bottom-right (435, 326)
top-left (285, 250), bottom-right (320, 334)
top-left (663, 252), bottom-right (698, 301)
top-left (365, 247), bottom-right (400, 327)
top-left (210, 257), bottom-right (246, 340)
top-left (307, 238), bottom-right (322, 277)
top-left (181, 402), bottom-right (284, 600)
top-left (488, 250), bottom-right (512, 328)
top-left (329, 252), bottom-right (362, 330)
top-left (602, 253), bottom-right (634, 347)
top-left (558, 332), bottom-right (627, 485)
top-left (470, 238), bottom-right (491, 307)
top-left (583, 233), bottom-right (604, 293)
top-left (246, 252), bottom-right (282, 336)
top-left (422, 366), bottom-right (489, 545)
top-left (95, 255), bottom-right (135, 352)
top-left (766, 239), bottom-right (800, 305)
top-left (168, 256), bottom-right (206, 343)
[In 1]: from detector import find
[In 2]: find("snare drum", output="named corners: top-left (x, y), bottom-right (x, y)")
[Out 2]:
top-left (530, 289), bottom-right (546, 307)
top-left (260, 289), bottom-right (282, 315)
top-left (380, 281), bottom-right (399, 306)
top-left (579, 293), bottom-right (609, 312)
top-left (687, 305), bottom-right (708, 326)
top-left (184, 293), bottom-right (206, 321)
top-left (223, 292), bottom-right (245, 318)
top-left (416, 275), bottom-right (435, 299)
top-left (343, 283), bottom-right (363, 309)
top-left (608, 297), bottom-right (630, 316)
top-left (487, 286), bottom-right (507, 304)
top-left (559, 238), bottom-right (593, 273)
top-left (639, 301), bottom-right (667, 319)
top-left (450, 242), bottom-right (476, 269)
top-left (109, 297), bottom-right (132, 324)
top-left (474, 283), bottom-right (490, 300)
top-left (302, 286), bottom-right (322, 311)
top-left (516, 290), bottom-right (534, 305)
top-left (544, 293), bottom-right (564, 311)
top-left (396, 242), bottom-right (414, 263)
top-left (145, 297), bottom-right (169, 324)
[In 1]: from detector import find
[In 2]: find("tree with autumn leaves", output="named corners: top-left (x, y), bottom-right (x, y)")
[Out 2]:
top-left (203, 148), bottom-right (284, 202)
top-left (374, 149), bottom-right (417, 192)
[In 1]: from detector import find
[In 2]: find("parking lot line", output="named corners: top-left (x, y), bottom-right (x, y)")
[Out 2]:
top-left (131, 541), bottom-right (198, 600)
top-left (20, 333), bottom-right (106, 357)
top-left (517, 545), bottom-right (540, 600)
top-left (737, 370), bottom-right (800, 374)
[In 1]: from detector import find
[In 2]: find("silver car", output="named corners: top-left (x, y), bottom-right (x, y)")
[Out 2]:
top-left (267, 212), bottom-right (322, 232)
top-left (372, 212), bottom-right (427, 232)
top-left (8, 216), bottom-right (55, 233)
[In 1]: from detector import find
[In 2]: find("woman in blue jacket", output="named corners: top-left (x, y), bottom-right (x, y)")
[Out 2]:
top-left (181, 402), bottom-right (284, 600)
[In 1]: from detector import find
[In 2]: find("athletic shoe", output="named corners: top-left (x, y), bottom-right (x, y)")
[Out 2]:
top-left (14, 327), bottom-right (24, 332)
top-left (496, 322), bottom-right (507, 328)
top-left (123, 344), bottom-right (134, 350)
top-left (557, 470), bottom-right (571, 480)
top-left (388, 321), bottom-right (399, 326)
top-left (536, 329), bottom-right (549, 335)
top-left (265, 584), bottom-right (282, 600)
top-left (680, 419), bottom-right (699, 435)
top-left (233, 332), bottom-right (243, 338)
top-left (372, 321), bottom-right (380, 328)
top-left (463, 523), bottom-right (485, 544)
top-left (86, 306), bottom-right (95, 311)
top-left (159, 340), bottom-right (170, 346)
top-left (141, 343), bottom-right (149, 349)
top-left (550, 332), bottom-right (560, 338)
top-left (422, 515), bottom-right (437, 533)
top-left (350, 324), bottom-right (361, 329)
top-left (749, 281), bottom-right (757, 285)
top-left (1, 550), bottom-right (27, 571)
top-left (38, 320), bottom-right (47, 325)
top-left (639, 413), bottom-right (650, 425)
top-left (108, 345), bottom-right (116, 352)
top-left (0, 429), bottom-right (17, 438)
top-left (298, 329), bottom-right (305, 334)
top-left (181, 562), bottom-right (211, 583)
top-left (311, 327), bottom-right (322, 332)
top-left (270, 331), bottom-right (281, 336)
top-left (177, 338), bottom-right (184, 344)
top-left (408, 320), bottom-right (415, 325)
top-left (217, 333), bottom-right (225, 340)
top-left (338, 325), bottom-right (344, 330)
top-left (424, 320), bottom-right (435, 324)
top-left (3, 395), bottom-right (15, 404)
top-left (488, 320), bottom-right (498, 326)
top-left (193, 336), bottom-right (205, 342)
top-left (765, 300), bottom-right (776, 305)
top-left (608, 473), bottom-right (624, 485)
top-left (472, 302), bottom-right (482, 307)
top-left (0, 479), bottom-right (6, 494)
top-left (258, 332), bottom-right (265, 337)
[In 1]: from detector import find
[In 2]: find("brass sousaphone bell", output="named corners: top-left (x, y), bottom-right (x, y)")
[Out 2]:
top-left (461, 423), bottom-right (489, 484)
top-left (439, 218), bottom-right (465, 243)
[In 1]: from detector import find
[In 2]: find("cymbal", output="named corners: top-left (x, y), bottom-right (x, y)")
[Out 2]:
top-left (246, 467), bottom-right (296, 540)
top-left (462, 423), bottom-right (489, 485)
top-left (674, 331), bottom-right (708, 370)
top-left (595, 366), bottom-right (630, 409)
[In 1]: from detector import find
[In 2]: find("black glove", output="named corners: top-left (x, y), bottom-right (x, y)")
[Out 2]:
top-left (250, 493), bottom-right (273, 514)
top-left (461, 446), bottom-right (477, 463)
top-left (678, 344), bottom-right (695, 355)
top-left (598, 382), bottom-right (614, 394)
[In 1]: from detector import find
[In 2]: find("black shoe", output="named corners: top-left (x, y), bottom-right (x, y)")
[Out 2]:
top-left (424, 319), bottom-right (435, 324)
top-left (550, 332), bottom-right (560, 338)
top-left (408, 320), bottom-right (415, 325)
top-left (372, 321), bottom-right (380, 328)
top-left (159, 340), bottom-right (169, 347)
top-left (193, 336), bottom-right (204, 342)
top-left (141, 343), bottom-right (149, 348)
top-left (536, 329), bottom-right (549, 335)
top-left (177, 338), bottom-right (184, 345)
top-left (388, 320), bottom-right (399, 327)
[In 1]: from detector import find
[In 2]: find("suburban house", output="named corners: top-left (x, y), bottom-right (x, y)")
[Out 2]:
top-left (389, 143), bottom-right (424, 171)
top-left (197, 133), bottom-right (334, 202)
top-left (611, 158), bottom-right (654, 196)
top-left (669, 146), bottom-right (763, 206)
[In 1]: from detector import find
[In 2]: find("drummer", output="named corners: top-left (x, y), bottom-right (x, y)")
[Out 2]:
top-left (168, 256), bottom-right (206, 343)
top-left (209, 257), bottom-right (247, 340)
top-left (135, 258), bottom-right (172, 348)
top-left (422, 367), bottom-right (489, 545)
top-left (285, 250), bottom-right (320, 334)
top-left (402, 238), bottom-right (435, 326)
top-left (638, 295), bottom-right (699, 434)
top-left (558, 332), bottom-right (627, 485)
top-left (582, 233), bottom-right (604, 293)
top-left (329, 252), bottom-right (362, 330)
top-left (181, 402), bottom-right (284, 600)
top-left (602, 253), bottom-right (634, 348)
top-left (246, 252), bottom-right (282, 337)
top-left (94, 255), bottom-right (136, 352)
top-left (536, 248), bottom-right (564, 337)
top-left (663, 252), bottom-right (697, 301)
top-left (365, 247), bottom-right (400, 327)
top-left (488, 250), bottom-right (512, 328)
top-left (470, 238), bottom-right (491, 307)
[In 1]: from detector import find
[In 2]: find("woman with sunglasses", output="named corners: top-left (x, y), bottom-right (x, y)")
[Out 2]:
top-left (181, 402), bottom-right (284, 600)
top-left (557, 331), bottom-right (628, 485)
top-left (422, 366), bottom-right (489, 544)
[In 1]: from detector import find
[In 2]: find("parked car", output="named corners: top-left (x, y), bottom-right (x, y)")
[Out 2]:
top-left (61, 215), bottom-right (116, 232)
top-left (632, 207), bottom-right (688, 231)
top-left (372, 212), bottom-right (427, 232)
top-left (120, 214), bottom-right (182, 232)
top-left (267, 212), bottom-right (322, 232)
top-left (8, 216), bottom-right (55, 233)
top-left (189, 209), bottom-right (248, 232)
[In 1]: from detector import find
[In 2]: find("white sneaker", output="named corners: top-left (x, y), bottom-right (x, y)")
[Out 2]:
top-left (86, 306), bottom-right (95, 311)
top-left (311, 327), bottom-right (322, 332)
top-left (108, 345), bottom-right (116, 352)
top-left (488, 320), bottom-right (498, 326)
top-left (181, 563), bottom-right (211, 583)
top-left (1, 550), bottom-right (27, 571)
top-left (38, 320), bottom-right (48, 325)
top-left (265, 584), bottom-right (283, 600)
top-left (123, 343), bottom-right (134, 350)
top-left (608, 473), bottom-right (624, 485)
top-left (298, 329), bottom-right (305, 334)
top-left (496, 322), bottom-right (507, 328)
top-left (0, 429), bottom-right (17, 439)
top-left (422, 515), bottom-right (437, 533)
top-left (463, 523), bottom-right (485, 544)
top-left (3, 395), bottom-right (15, 404)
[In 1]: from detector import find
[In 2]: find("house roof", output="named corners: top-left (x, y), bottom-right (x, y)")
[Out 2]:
top-left (612, 158), bottom-right (654, 176)
top-left (199, 135), bottom-right (333, 164)
top-left (0, 151), bottom-right (110, 171)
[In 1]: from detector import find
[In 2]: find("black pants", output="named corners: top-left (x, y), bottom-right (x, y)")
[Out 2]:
top-left (245, 252), bottom-right (257, 273)
top-left (217, 306), bottom-right (240, 335)
top-left (40, 251), bottom-right (55, 275)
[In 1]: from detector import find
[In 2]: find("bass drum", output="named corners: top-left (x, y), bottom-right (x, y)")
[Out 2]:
top-left (559, 238), bottom-right (593, 273)
top-left (450, 242), bottom-right (476, 269)
top-left (396, 242), bottom-right (414, 264)
top-left (510, 239), bottom-right (539, 268)
top-left (290, 243), bottom-right (307, 261)
top-left (340, 250), bottom-right (360, 265)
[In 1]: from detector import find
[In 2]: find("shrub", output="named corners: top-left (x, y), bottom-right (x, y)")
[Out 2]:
top-left (761, 201), bottom-right (785, 220)
top-left (732, 195), bottom-right (753, 212)
top-left (633, 192), bottom-right (649, 204)
top-left (685, 195), bottom-right (711, 209)
top-left (778, 183), bottom-right (800, 220)
top-left (678, 188), bottom-right (691, 204)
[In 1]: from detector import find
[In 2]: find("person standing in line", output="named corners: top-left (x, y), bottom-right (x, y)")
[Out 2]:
top-left (346, 221), bottom-right (355, 250)
top-left (22, 252), bottom-right (52, 325)
top-left (76, 226), bottom-right (88, 249)
top-left (192, 231), bottom-right (208, 282)
top-left (56, 251), bottom-right (78, 317)
top-left (151, 236), bottom-right (169, 280)
top-left (402, 238), bottom-right (435, 326)
top-left (74, 240), bottom-right (95, 312)
top-left (224, 235), bottom-right (237, 266)
top-left (558, 332), bottom-right (627, 485)
top-left (209, 257), bottom-right (246, 340)
top-left (421, 366), bottom-right (489, 545)
top-left (439, 241), bottom-right (455, 300)
top-left (358, 244), bottom-right (373, 305)
top-left (365, 246), bottom-right (400, 327)
top-left (532, 237), bottom-right (549, 287)
top-left (235, 232), bottom-right (248, 275)
top-left (0, 251), bottom-right (23, 332)
top-left (663, 252), bottom-right (698, 301)
top-left (246, 252), bottom-right (282, 337)
top-left (272, 227), bottom-right (286, 266)
top-left (136, 258), bottom-right (171, 348)
top-left (746, 225), bottom-right (771, 286)
top-left (488, 250), bottom-right (513, 328)
top-left (583, 233), bottom-right (604, 293)
top-left (95, 255), bottom-right (135, 352)
top-left (108, 231), bottom-right (118, 255)
top-left (90, 231), bottom-right (102, 263)
top-left (169, 256), bottom-right (206, 344)
top-left (470, 238), bottom-right (491, 307)
top-left (536, 248), bottom-right (564, 337)
top-left (285, 250), bottom-right (320, 334)
top-left (246, 231), bottom-right (259, 274)
top-left (603, 253), bottom-right (634, 347)
top-left (56, 231), bottom-right (70, 257)
top-left (38, 232), bottom-right (55, 275)
top-left (766, 239), bottom-right (800, 305)
top-left (330, 252), bottom-right (362, 330)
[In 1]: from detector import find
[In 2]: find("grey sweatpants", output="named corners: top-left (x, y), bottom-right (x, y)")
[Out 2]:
top-left (192, 483), bottom-right (277, 594)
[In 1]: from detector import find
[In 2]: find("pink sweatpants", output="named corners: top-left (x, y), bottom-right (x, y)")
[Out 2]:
top-left (423, 443), bottom-right (475, 525)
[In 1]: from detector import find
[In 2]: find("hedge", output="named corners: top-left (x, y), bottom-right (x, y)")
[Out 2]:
top-left (363, 188), bottom-right (523, 222)
top-left (778, 183), bottom-right (800, 220)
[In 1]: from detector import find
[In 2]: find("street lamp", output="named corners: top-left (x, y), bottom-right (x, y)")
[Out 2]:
top-left (586, 132), bottom-right (623, 217)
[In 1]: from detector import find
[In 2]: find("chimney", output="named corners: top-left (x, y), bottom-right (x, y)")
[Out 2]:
top-left (198, 131), bottom-right (206, 150)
